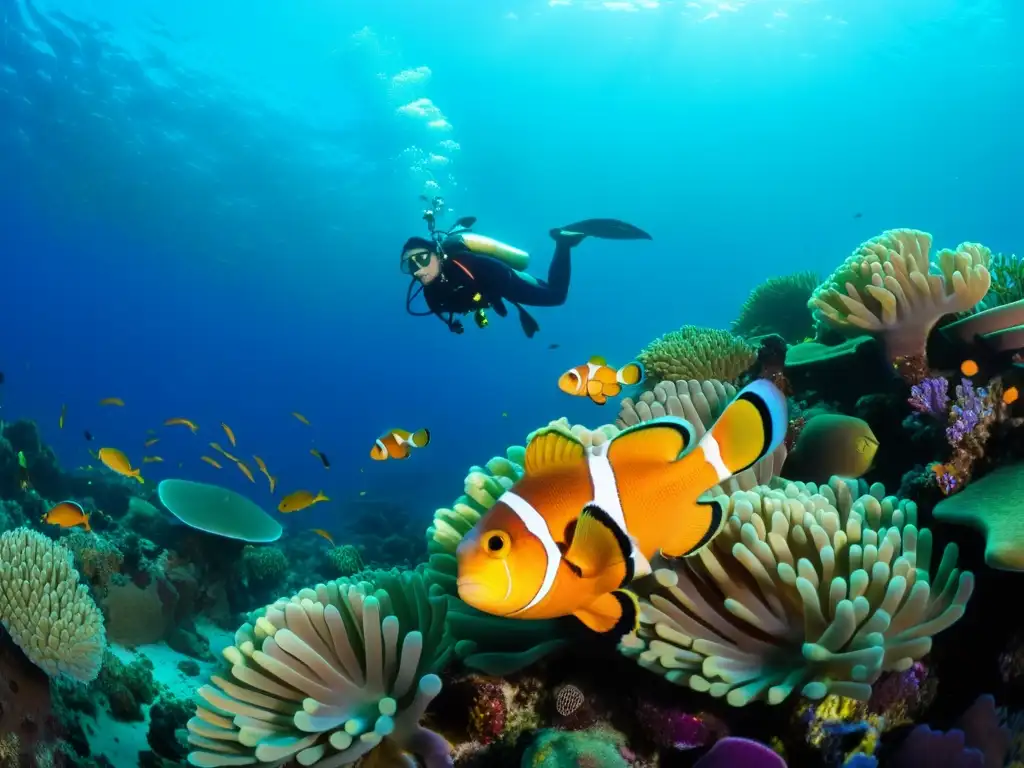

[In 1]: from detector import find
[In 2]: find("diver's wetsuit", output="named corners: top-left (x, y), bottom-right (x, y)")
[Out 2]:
top-left (423, 236), bottom-right (573, 338)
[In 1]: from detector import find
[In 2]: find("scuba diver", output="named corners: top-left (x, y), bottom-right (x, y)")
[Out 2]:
top-left (401, 196), bottom-right (652, 338)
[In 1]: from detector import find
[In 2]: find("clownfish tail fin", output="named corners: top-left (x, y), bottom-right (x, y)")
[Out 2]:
top-left (699, 379), bottom-right (788, 483)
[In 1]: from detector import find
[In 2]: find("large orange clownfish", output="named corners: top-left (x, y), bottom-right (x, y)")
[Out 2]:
top-left (456, 379), bottom-right (787, 637)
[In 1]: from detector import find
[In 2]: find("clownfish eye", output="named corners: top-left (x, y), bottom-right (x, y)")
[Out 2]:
top-left (482, 530), bottom-right (511, 558)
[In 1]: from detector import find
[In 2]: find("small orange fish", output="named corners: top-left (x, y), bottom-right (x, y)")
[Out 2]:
top-left (99, 397), bottom-right (125, 407)
top-left (1004, 386), bottom-right (1019, 405)
top-left (59, 404), bottom-right (67, 429)
top-left (961, 360), bottom-right (979, 377)
top-left (310, 448), bottom-right (330, 468)
top-left (278, 489), bottom-right (329, 513)
top-left (370, 428), bottom-right (430, 461)
top-left (201, 456), bottom-right (223, 469)
top-left (144, 437), bottom-right (160, 448)
top-left (165, 417), bottom-right (199, 433)
top-left (98, 447), bottom-right (143, 484)
top-left (235, 460), bottom-right (255, 483)
top-left (558, 356), bottom-right (644, 406)
top-left (252, 455), bottom-right (275, 492)
top-left (268, 475), bottom-right (278, 494)
top-left (221, 422), bottom-right (237, 447)
top-left (42, 500), bottom-right (91, 531)
top-left (310, 528), bottom-right (335, 546)
top-left (292, 411), bottom-right (311, 425)
top-left (456, 379), bottom-right (787, 637)
top-left (142, 456), bottom-right (164, 464)
top-left (253, 455), bottom-right (268, 473)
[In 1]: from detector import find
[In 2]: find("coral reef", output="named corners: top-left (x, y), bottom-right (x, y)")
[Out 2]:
top-left (186, 569), bottom-right (454, 766)
top-left (0, 527), bottom-right (106, 682)
top-left (732, 270), bottom-right (820, 344)
top-left (327, 544), bottom-right (365, 577)
top-left (621, 477), bottom-right (973, 706)
top-left (810, 229), bottom-right (991, 369)
top-left (636, 325), bottom-right (757, 385)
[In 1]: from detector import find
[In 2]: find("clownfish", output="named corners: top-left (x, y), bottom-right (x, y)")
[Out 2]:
top-left (370, 428), bottom-right (430, 461)
top-left (456, 379), bottom-right (787, 637)
top-left (558, 357), bottom-right (643, 405)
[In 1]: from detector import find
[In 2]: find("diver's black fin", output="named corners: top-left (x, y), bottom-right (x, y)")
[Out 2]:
top-left (454, 216), bottom-right (477, 230)
top-left (557, 218), bottom-right (652, 241)
top-left (518, 306), bottom-right (540, 338)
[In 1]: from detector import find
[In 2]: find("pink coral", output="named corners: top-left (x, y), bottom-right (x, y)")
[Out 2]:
top-left (468, 678), bottom-right (506, 745)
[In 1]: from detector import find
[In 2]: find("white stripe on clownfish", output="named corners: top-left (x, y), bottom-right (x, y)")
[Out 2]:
top-left (700, 433), bottom-right (732, 481)
top-left (503, 491), bottom-right (562, 614)
top-left (586, 442), bottom-right (651, 579)
top-left (374, 439), bottom-right (388, 458)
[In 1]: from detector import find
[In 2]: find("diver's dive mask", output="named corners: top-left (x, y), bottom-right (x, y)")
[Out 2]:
top-left (400, 248), bottom-right (435, 275)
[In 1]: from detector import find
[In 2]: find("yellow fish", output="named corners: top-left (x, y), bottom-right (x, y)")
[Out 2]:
top-left (221, 422), bottom-right (237, 447)
top-left (558, 357), bottom-right (644, 406)
top-left (98, 447), bottom-right (143, 484)
top-left (235, 461), bottom-right (255, 483)
top-left (252, 455), bottom-right (275, 493)
top-left (456, 380), bottom-right (787, 636)
top-left (210, 442), bottom-right (239, 463)
top-left (165, 417), bottom-right (199, 433)
top-left (42, 500), bottom-right (91, 531)
top-left (310, 528), bottom-right (335, 546)
top-left (142, 456), bottom-right (164, 464)
top-left (144, 437), bottom-right (160, 448)
top-left (201, 456), bottom-right (223, 469)
top-left (292, 411), bottom-right (311, 426)
top-left (59, 404), bottom-right (67, 429)
top-left (99, 397), bottom-right (125, 407)
top-left (278, 489), bottom-right (329, 514)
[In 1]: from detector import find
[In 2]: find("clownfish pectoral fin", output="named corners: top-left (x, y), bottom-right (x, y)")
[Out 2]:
top-left (616, 362), bottom-right (644, 386)
top-left (563, 504), bottom-right (633, 582)
top-left (660, 496), bottom-right (726, 559)
top-left (587, 380), bottom-right (608, 405)
top-left (697, 379), bottom-right (788, 482)
top-left (607, 416), bottom-right (696, 465)
top-left (523, 428), bottom-right (586, 476)
top-left (573, 589), bottom-right (639, 636)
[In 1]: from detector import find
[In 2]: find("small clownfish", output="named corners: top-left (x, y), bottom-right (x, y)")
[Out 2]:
top-left (99, 397), bottom-right (125, 407)
top-left (98, 447), bottom-right (144, 484)
top-left (558, 357), bottom-right (644, 406)
top-left (42, 500), bottom-right (91, 532)
top-left (370, 429), bottom-right (430, 461)
top-left (278, 490), bottom-right (330, 514)
top-left (456, 379), bottom-right (788, 637)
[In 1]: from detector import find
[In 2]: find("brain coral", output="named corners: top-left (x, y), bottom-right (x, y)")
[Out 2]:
top-left (0, 527), bottom-right (106, 683)
top-left (637, 326), bottom-right (757, 385)
top-left (620, 477), bottom-right (972, 707)
top-left (187, 569), bottom-right (454, 767)
top-left (809, 229), bottom-right (991, 361)
top-left (732, 270), bottom-right (820, 344)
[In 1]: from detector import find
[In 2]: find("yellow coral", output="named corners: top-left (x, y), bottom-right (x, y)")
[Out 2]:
top-left (637, 325), bottom-right (756, 384)
top-left (0, 528), bottom-right (106, 682)
top-left (810, 229), bottom-right (991, 360)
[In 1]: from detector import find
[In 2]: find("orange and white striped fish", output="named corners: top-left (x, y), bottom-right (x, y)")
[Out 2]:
top-left (557, 356), bottom-right (643, 405)
top-left (370, 428), bottom-right (430, 461)
top-left (456, 380), bottom-right (787, 637)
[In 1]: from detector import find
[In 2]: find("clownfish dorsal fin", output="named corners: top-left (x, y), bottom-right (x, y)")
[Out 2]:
top-left (523, 428), bottom-right (586, 476)
top-left (607, 416), bottom-right (695, 465)
top-left (573, 589), bottom-right (639, 636)
top-left (563, 504), bottom-right (633, 582)
top-left (588, 355), bottom-right (607, 366)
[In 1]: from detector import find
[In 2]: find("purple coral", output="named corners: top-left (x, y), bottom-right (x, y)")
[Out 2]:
top-left (694, 737), bottom-right (786, 767)
top-left (909, 376), bottom-right (950, 416)
top-left (946, 378), bottom-right (991, 445)
top-left (636, 700), bottom-right (713, 751)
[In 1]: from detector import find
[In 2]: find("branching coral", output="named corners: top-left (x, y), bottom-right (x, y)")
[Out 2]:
top-left (733, 270), bottom-right (820, 344)
top-left (810, 229), bottom-right (991, 364)
top-left (636, 326), bottom-right (757, 385)
top-left (620, 477), bottom-right (973, 707)
top-left (0, 528), bottom-right (106, 683)
top-left (186, 569), bottom-right (454, 767)
top-left (616, 379), bottom-right (788, 492)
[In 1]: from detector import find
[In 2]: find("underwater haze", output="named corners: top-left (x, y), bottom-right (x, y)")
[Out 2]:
top-left (0, 0), bottom-right (1019, 523)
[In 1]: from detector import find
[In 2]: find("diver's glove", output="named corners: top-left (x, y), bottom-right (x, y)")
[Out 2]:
top-left (450, 319), bottom-right (465, 334)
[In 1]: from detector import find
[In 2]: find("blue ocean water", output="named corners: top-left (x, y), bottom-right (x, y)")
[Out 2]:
top-left (0, 0), bottom-right (1019, 532)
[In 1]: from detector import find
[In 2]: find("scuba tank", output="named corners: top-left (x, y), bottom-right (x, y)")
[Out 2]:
top-left (442, 232), bottom-right (530, 272)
